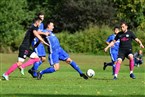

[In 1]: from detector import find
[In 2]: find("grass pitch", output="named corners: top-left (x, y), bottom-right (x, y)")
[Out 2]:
top-left (0, 53), bottom-right (145, 97)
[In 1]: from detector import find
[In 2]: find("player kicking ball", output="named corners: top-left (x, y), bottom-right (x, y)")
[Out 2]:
top-left (34, 21), bottom-right (88, 80)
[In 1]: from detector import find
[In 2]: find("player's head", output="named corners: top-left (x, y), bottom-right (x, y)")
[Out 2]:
top-left (138, 50), bottom-right (143, 55)
top-left (113, 26), bottom-right (120, 35)
top-left (37, 12), bottom-right (44, 21)
top-left (121, 22), bottom-right (128, 32)
top-left (33, 17), bottom-right (42, 27)
top-left (46, 21), bottom-right (54, 31)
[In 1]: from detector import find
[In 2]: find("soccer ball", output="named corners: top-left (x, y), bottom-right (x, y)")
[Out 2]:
top-left (86, 69), bottom-right (95, 78)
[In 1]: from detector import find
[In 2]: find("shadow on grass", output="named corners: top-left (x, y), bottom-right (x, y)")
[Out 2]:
top-left (1, 94), bottom-right (144, 97)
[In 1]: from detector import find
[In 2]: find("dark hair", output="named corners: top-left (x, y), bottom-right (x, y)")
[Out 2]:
top-left (120, 21), bottom-right (128, 26)
top-left (37, 12), bottom-right (44, 16)
top-left (33, 17), bottom-right (42, 22)
top-left (114, 26), bottom-right (119, 30)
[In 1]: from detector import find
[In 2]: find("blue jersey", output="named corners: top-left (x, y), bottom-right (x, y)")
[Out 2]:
top-left (106, 34), bottom-right (120, 62)
top-left (43, 29), bottom-right (60, 53)
top-left (38, 23), bottom-right (44, 31)
top-left (106, 34), bottom-right (120, 51)
top-left (43, 29), bottom-right (69, 66)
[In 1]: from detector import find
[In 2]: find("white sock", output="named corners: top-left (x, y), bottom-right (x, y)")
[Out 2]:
top-left (114, 74), bottom-right (118, 77)
top-left (130, 71), bottom-right (133, 74)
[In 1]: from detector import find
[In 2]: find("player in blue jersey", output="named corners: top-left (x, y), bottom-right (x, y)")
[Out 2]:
top-left (36, 21), bottom-right (88, 80)
top-left (28, 12), bottom-right (47, 78)
top-left (103, 26), bottom-right (120, 75)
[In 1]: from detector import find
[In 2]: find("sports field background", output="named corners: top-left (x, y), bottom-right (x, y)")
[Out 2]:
top-left (0, 53), bottom-right (145, 97)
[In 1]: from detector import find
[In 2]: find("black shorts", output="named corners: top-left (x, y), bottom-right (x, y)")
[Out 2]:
top-left (118, 48), bottom-right (133, 61)
top-left (18, 45), bottom-right (33, 59)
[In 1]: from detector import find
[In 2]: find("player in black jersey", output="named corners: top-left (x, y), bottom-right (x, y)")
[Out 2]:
top-left (105, 22), bottom-right (144, 80)
top-left (2, 17), bottom-right (49, 80)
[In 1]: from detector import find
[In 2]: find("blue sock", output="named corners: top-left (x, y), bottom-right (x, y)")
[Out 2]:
top-left (112, 64), bottom-right (116, 75)
top-left (32, 60), bottom-right (42, 76)
top-left (70, 61), bottom-right (83, 75)
top-left (40, 67), bottom-right (55, 75)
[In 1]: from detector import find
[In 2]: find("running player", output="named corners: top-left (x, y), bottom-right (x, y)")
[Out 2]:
top-left (2, 17), bottom-right (49, 80)
top-left (28, 12), bottom-right (46, 78)
top-left (36, 21), bottom-right (88, 80)
top-left (103, 26), bottom-right (120, 75)
top-left (104, 22), bottom-right (144, 80)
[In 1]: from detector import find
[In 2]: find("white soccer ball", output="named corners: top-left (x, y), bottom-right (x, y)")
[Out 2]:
top-left (86, 69), bottom-right (95, 78)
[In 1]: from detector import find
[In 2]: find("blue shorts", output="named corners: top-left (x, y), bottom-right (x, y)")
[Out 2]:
top-left (34, 43), bottom-right (46, 57)
top-left (48, 47), bottom-right (69, 66)
top-left (110, 49), bottom-right (118, 62)
top-left (32, 38), bottom-right (46, 57)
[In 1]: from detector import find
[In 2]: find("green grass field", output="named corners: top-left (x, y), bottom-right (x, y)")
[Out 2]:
top-left (0, 53), bottom-right (145, 97)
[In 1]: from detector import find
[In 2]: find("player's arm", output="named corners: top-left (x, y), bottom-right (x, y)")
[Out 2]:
top-left (33, 30), bottom-right (49, 46)
top-left (135, 38), bottom-right (144, 48)
top-left (104, 40), bottom-right (116, 52)
top-left (37, 30), bottom-right (50, 36)
top-left (106, 42), bottom-right (110, 45)
top-left (33, 40), bottom-right (41, 49)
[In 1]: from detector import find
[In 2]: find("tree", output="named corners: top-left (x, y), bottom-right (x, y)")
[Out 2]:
top-left (51, 0), bottom-right (115, 32)
top-left (113, 0), bottom-right (145, 29)
top-left (0, 0), bottom-right (33, 52)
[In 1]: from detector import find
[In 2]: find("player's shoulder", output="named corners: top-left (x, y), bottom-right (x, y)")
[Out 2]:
top-left (127, 30), bottom-right (133, 33)
top-left (108, 34), bottom-right (114, 37)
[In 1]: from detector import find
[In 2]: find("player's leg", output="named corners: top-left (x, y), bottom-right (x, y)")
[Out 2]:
top-left (21, 51), bottom-right (40, 69)
top-left (103, 50), bottom-right (114, 70)
top-left (128, 54), bottom-right (136, 79)
top-left (112, 51), bottom-right (118, 75)
top-left (59, 48), bottom-right (88, 79)
top-left (29, 44), bottom-right (46, 77)
top-left (65, 58), bottom-right (88, 80)
top-left (2, 61), bottom-right (23, 80)
top-left (103, 62), bottom-right (113, 70)
top-left (29, 56), bottom-right (46, 78)
top-left (37, 52), bottom-right (59, 80)
top-left (2, 47), bottom-right (27, 80)
top-left (113, 51), bottom-right (125, 80)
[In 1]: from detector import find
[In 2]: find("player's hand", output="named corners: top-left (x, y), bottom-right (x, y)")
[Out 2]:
top-left (140, 44), bottom-right (144, 48)
top-left (43, 41), bottom-right (49, 46)
top-left (45, 32), bottom-right (50, 36)
top-left (104, 47), bottom-right (108, 52)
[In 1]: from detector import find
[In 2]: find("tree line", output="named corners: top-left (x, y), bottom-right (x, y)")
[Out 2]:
top-left (0, 0), bottom-right (145, 53)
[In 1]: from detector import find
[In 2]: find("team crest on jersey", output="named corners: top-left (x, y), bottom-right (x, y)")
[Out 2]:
top-left (126, 34), bottom-right (129, 37)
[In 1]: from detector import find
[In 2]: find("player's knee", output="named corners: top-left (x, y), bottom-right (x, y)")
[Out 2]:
top-left (30, 52), bottom-right (39, 58)
top-left (17, 61), bottom-right (23, 66)
top-left (66, 58), bottom-right (72, 64)
top-left (53, 64), bottom-right (60, 71)
top-left (117, 58), bottom-right (122, 63)
top-left (41, 57), bottom-right (46, 62)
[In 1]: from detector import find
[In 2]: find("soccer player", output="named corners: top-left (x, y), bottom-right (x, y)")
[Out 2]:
top-left (104, 22), bottom-right (144, 80)
top-left (28, 12), bottom-right (46, 78)
top-left (2, 17), bottom-right (49, 80)
top-left (103, 26), bottom-right (120, 75)
top-left (36, 21), bottom-right (88, 80)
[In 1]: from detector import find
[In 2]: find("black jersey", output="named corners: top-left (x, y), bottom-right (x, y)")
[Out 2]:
top-left (115, 31), bottom-right (136, 49)
top-left (20, 25), bottom-right (38, 48)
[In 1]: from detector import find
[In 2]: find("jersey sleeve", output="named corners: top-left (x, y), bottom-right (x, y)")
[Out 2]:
top-left (106, 35), bottom-right (113, 43)
top-left (131, 31), bottom-right (137, 40)
top-left (114, 34), bottom-right (119, 41)
top-left (32, 26), bottom-right (38, 31)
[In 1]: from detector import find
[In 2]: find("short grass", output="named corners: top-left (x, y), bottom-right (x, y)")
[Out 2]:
top-left (0, 53), bottom-right (145, 97)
